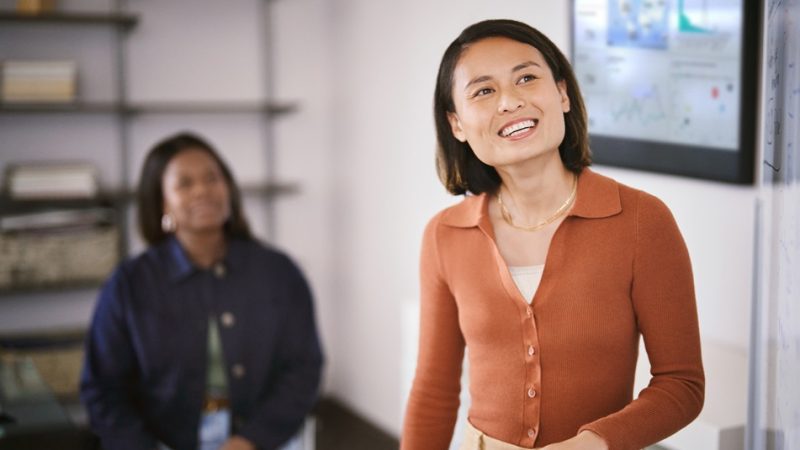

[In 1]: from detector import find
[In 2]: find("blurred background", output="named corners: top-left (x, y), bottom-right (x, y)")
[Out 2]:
top-left (0, 1), bottom-right (797, 450)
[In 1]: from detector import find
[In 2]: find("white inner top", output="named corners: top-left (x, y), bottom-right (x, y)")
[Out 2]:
top-left (508, 264), bottom-right (545, 303)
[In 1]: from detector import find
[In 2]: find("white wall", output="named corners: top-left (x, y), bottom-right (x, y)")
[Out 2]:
top-left (309, 0), bottom-right (756, 438)
top-left (269, 0), bottom-right (338, 395)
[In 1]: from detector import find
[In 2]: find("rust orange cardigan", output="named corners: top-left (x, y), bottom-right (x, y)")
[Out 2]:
top-left (402, 169), bottom-right (704, 450)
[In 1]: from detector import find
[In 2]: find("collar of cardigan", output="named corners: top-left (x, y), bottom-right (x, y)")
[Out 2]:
top-left (440, 167), bottom-right (622, 228)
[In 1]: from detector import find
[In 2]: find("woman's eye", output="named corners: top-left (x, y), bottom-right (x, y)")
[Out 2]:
top-left (473, 87), bottom-right (494, 97)
top-left (518, 74), bottom-right (536, 84)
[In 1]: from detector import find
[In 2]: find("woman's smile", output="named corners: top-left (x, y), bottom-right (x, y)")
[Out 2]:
top-left (190, 200), bottom-right (224, 217)
top-left (498, 118), bottom-right (539, 139)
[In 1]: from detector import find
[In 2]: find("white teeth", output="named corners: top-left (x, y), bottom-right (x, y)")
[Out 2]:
top-left (501, 119), bottom-right (537, 137)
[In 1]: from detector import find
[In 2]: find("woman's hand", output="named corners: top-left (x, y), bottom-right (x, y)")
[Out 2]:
top-left (220, 435), bottom-right (256, 450)
top-left (536, 430), bottom-right (609, 450)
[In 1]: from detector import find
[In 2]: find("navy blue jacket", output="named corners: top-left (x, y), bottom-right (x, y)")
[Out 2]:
top-left (80, 237), bottom-right (323, 450)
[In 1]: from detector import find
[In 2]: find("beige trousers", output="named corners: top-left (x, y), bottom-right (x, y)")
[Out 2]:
top-left (458, 421), bottom-right (532, 450)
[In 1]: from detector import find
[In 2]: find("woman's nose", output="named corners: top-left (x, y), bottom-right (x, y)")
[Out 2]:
top-left (498, 89), bottom-right (525, 113)
top-left (191, 180), bottom-right (213, 196)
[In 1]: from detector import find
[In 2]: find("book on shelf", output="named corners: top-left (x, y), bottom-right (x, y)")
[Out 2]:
top-left (1, 60), bottom-right (77, 104)
top-left (16, 0), bottom-right (57, 14)
top-left (5, 162), bottom-right (99, 200)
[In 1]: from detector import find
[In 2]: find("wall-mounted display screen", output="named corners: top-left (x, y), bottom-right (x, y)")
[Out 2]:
top-left (571, 0), bottom-right (759, 183)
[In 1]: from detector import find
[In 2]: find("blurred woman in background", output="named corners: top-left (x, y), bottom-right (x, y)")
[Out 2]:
top-left (81, 132), bottom-right (323, 450)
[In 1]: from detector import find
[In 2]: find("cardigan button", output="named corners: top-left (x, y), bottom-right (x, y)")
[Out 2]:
top-left (220, 312), bottom-right (236, 328)
top-left (231, 364), bottom-right (246, 379)
top-left (528, 345), bottom-right (535, 356)
top-left (528, 428), bottom-right (536, 438)
top-left (213, 263), bottom-right (226, 278)
top-left (527, 387), bottom-right (536, 398)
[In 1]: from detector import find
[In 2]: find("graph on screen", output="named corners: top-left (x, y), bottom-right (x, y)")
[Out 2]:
top-left (573, 0), bottom-right (743, 150)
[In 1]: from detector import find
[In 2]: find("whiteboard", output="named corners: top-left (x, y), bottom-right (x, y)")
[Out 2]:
top-left (750, 1), bottom-right (800, 449)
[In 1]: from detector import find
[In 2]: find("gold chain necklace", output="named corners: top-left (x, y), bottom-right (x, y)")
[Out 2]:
top-left (497, 174), bottom-right (578, 232)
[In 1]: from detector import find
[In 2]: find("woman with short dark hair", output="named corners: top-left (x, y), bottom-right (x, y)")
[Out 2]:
top-left (402, 19), bottom-right (704, 450)
top-left (81, 132), bottom-right (323, 450)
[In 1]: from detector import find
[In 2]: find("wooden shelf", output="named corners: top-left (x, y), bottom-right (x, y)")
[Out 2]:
top-left (240, 181), bottom-right (301, 197)
top-left (0, 100), bottom-right (300, 116)
top-left (97, 181), bottom-right (300, 202)
top-left (0, 195), bottom-right (116, 213)
top-left (0, 102), bottom-right (117, 114)
top-left (0, 181), bottom-right (301, 209)
top-left (0, 327), bottom-right (86, 350)
top-left (0, 11), bottom-right (138, 27)
top-left (0, 280), bottom-right (104, 297)
top-left (124, 101), bottom-right (299, 115)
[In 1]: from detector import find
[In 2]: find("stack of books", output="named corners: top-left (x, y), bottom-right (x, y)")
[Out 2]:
top-left (0, 163), bottom-right (119, 290)
top-left (1, 60), bottom-right (77, 104)
top-left (5, 163), bottom-right (98, 200)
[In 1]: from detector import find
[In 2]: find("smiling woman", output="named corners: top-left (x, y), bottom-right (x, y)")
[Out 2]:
top-left (80, 132), bottom-right (323, 450)
top-left (402, 19), bottom-right (704, 450)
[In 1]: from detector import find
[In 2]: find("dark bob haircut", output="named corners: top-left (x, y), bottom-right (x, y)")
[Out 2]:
top-left (136, 132), bottom-right (252, 246)
top-left (434, 19), bottom-right (592, 195)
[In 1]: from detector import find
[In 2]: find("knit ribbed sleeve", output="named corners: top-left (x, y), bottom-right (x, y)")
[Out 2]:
top-left (578, 191), bottom-right (705, 450)
top-left (402, 213), bottom-right (465, 450)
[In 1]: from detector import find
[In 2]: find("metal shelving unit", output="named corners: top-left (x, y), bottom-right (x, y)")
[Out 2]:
top-left (0, 3), bottom-right (298, 295)
top-left (0, 100), bottom-right (299, 114)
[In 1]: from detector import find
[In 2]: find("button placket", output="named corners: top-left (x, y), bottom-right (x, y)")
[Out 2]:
top-left (521, 303), bottom-right (541, 448)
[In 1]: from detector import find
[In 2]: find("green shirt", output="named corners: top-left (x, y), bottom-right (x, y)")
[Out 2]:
top-left (206, 317), bottom-right (228, 397)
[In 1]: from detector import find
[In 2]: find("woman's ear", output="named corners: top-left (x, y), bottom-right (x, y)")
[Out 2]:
top-left (558, 80), bottom-right (570, 113)
top-left (447, 112), bottom-right (467, 142)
